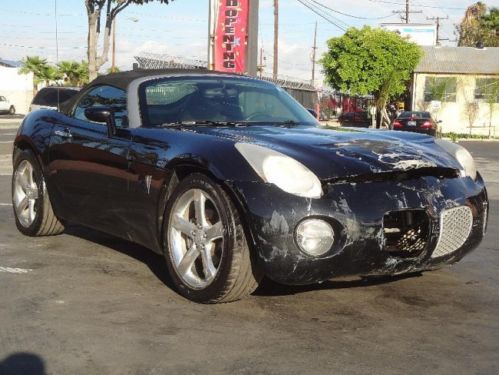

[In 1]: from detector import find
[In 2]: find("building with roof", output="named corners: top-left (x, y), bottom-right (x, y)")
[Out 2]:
top-left (0, 62), bottom-right (33, 114)
top-left (0, 58), bottom-right (21, 68)
top-left (411, 46), bottom-right (499, 136)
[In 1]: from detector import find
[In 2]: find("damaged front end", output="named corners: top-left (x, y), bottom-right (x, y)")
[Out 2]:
top-left (230, 168), bottom-right (488, 285)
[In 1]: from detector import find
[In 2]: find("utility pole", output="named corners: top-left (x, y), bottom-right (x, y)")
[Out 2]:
top-left (257, 46), bottom-right (266, 78)
top-left (111, 18), bottom-right (116, 72)
top-left (392, 0), bottom-right (422, 24)
top-left (311, 21), bottom-right (317, 86)
top-left (427, 16), bottom-right (449, 45)
top-left (273, 0), bottom-right (279, 79)
top-left (405, 0), bottom-right (409, 23)
top-left (247, 0), bottom-right (260, 76)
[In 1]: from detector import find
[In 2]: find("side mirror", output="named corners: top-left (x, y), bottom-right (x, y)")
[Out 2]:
top-left (84, 107), bottom-right (116, 136)
top-left (307, 108), bottom-right (318, 118)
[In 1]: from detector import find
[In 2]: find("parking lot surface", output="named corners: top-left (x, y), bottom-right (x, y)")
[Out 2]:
top-left (0, 122), bottom-right (498, 374)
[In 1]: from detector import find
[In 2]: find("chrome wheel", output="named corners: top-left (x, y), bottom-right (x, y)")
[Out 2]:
top-left (13, 160), bottom-right (39, 228)
top-left (168, 188), bottom-right (225, 289)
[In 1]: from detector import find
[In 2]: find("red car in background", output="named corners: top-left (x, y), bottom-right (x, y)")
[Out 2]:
top-left (392, 111), bottom-right (440, 137)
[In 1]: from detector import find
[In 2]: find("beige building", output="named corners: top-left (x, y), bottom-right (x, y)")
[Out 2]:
top-left (411, 46), bottom-right (499, 136)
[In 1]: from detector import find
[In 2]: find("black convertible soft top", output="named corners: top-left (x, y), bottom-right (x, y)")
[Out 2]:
top-left (89, 68), bottom-right (247, 91)
top-left (59, 68), bottom-right (252, 115)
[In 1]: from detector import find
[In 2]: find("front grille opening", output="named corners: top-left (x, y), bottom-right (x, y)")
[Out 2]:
top-left (383, 209), bottom-right (430, 258)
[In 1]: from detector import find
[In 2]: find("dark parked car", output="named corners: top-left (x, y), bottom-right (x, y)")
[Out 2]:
top-left (12, 70), bottom-right (488, 303)
top-left (338, 111), bottom-right (370, 127)
top-left (29, 86), bottom-right (80, 112)
top-left (392, 111), bottom-right (440, 136)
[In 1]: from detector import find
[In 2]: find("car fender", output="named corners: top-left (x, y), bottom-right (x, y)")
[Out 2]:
top-left (13, 111), bottom-right (56, 172)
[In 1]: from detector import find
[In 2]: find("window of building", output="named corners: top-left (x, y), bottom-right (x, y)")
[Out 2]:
top-left (475, 78), bottom-right (499, 103)
top-left (424, 77), bottom-right (457, 102)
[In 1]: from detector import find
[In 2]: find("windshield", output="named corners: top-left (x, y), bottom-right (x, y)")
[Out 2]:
top-left (139, 77), bottom-right (317, 126)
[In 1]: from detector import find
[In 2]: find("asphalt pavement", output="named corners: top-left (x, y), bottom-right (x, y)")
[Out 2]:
top-left (0, 121), bottom-right (498, 375)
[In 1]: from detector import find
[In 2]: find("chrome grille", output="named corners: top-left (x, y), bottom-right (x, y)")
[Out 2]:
top-left (432, 206), bottom-right (473, 258)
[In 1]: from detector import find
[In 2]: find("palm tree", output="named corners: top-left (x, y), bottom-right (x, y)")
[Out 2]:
top-left (43, 66), bottom-right (62, 86)
top-left (19, 56), bottom-right (50, 93)
top-left (57, 60), bottom-right (89, 87)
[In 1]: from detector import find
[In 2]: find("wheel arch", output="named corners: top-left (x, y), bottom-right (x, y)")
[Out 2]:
top-left (156, 161), bottom-right (258, 258)
top-left (13, 138), bottom-right (41, 165)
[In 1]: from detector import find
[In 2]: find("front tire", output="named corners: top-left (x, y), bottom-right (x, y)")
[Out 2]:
top-left (164, 173), bottom-right (262, 303)
top-left (12, 149), bottom-right (64, 236)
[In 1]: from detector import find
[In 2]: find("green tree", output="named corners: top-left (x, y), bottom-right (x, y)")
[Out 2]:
top-left (57, 60), bottom-right (89, 86)
top-left (19, 56), bottom-right (51, 93)
top-left (106, 66), bottom-right (121, 74)
top-left (457, 2), bottom-right (499, 47)
top-left (321, 27), bottom-right (422, 128)
top-left (85, 0), bottom-right (175, 81)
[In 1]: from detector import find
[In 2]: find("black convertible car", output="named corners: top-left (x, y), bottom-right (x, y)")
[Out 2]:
top-left (12, 70), bottom-right (488, 303)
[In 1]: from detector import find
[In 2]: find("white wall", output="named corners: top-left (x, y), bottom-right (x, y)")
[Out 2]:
top-left (413, 73), bottom-right (499, 136)
top-left (0, 66), bottom-right (34, 114)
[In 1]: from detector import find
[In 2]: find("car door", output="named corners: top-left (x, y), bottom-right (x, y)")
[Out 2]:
top-left (47, 85), bottom-right (133, 237)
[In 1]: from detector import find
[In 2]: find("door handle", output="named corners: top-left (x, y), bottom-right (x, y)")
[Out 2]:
top-left (54, 128), bottom-right (72, 139)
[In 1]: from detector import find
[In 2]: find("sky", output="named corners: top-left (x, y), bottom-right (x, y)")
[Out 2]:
top-left (0, 0), bottom-right (496, 82)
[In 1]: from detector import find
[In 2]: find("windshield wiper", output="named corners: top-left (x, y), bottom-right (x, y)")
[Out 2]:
top-left (159, 120), bottom-right (304, 128)
top-left (263, 120), bottom-right (302, 127)
top-left (160, 120), bottom-right (245, 128)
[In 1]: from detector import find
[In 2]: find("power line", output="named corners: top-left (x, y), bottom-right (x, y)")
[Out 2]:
top-left (392, 0), bottom-right (423, 23)
top-left (427, 15), bottom-right (449, 44)
top-left (295, 0), bottom-right (348, 31)
top-left (298, 0), bottom-right (350, 29)
top-left (368, 0), bottom-right (466, 11)
top-left (303, 0), bottom-right (351, 29)
top-left (309, 0), bottom-right (395, 20)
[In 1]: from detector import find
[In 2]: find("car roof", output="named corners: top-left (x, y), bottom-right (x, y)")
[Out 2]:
top-left (90, 68), bottom-right (252, 91)
top-left (60, 69), bottom-right (269, 115)
top-left (38, 86), bottom-right (81, 90)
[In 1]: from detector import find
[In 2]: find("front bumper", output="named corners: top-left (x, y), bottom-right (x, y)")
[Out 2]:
top-left (231, 173), bottom-right (488, 285)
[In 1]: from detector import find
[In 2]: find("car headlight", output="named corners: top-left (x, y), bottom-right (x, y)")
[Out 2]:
top-left (235, 143), bottom-right (323, 198)
top-left (435, 139), bottom-right (477, 180)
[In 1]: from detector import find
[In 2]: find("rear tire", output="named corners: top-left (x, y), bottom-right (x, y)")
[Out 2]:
top-left (163, 173), bottom-right (262, 303)
top-left (9, 106), bottom-right (15, 115)
top-left (12, 149), bottom-right (64, 236)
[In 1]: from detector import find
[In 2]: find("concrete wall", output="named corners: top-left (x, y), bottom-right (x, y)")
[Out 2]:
top-left (0, 66), bottom-right (34, 114)
top-left (413, 73), bottom-right (499, 136)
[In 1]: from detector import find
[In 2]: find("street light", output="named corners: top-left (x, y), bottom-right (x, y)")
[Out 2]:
top-left (112, 16), bottom-right (139, 73)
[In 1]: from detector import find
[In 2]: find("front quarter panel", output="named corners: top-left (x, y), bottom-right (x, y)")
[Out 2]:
top-left (13, 110), bottom-right (60, 170)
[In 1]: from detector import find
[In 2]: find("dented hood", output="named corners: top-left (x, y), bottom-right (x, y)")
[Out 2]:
top-left (194, 125), bottom-right (462, 180)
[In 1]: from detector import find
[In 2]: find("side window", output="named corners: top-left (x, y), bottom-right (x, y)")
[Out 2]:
top-left (143, 82), bottom-right (198, 125)
top-left (0, 96), bottom-right (5, 101)
top-left (239, 90), bottom-right (294, 120)
top-left (74, 85), bottom-right (128, 128)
